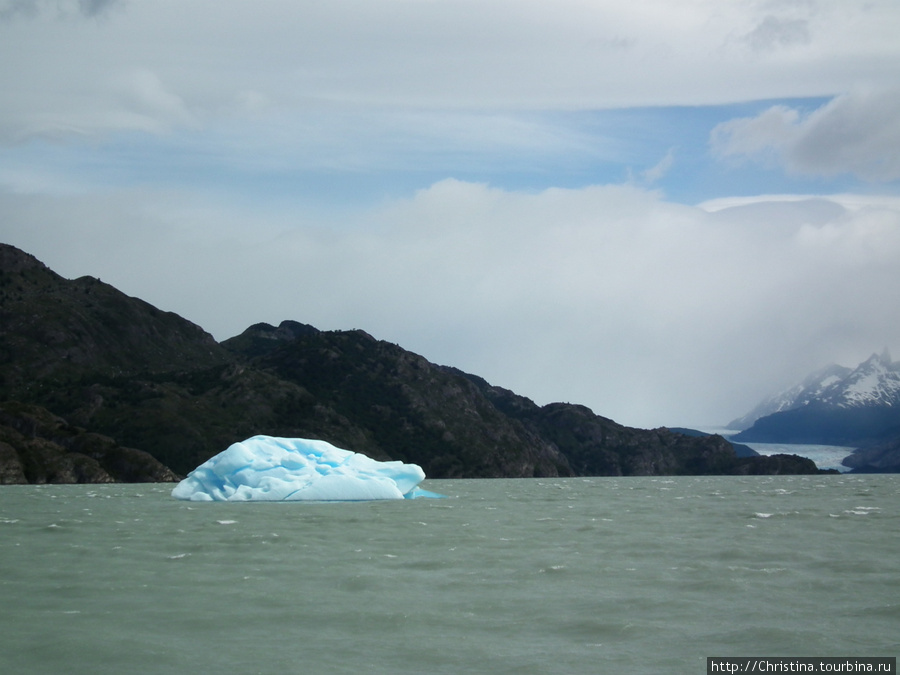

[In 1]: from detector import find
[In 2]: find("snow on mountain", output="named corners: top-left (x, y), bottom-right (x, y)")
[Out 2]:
top-left (830, 349), bottom-right (900, 407)
top-left (729, 350), bottom-right (900, 430)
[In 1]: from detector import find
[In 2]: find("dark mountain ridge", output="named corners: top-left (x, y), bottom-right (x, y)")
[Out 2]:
top-left (0, 243), bottom-right (227, 391)
top-left (222, 325), bottom-right (571, 478)
top-left (1, 242), bottom-right (823, 482)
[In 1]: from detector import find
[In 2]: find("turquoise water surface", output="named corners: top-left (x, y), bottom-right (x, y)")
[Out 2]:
top-left (1, 475), bottom-right (897, 674)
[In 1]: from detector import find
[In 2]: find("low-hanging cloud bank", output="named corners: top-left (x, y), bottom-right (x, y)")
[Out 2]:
top-left (2, 181), bottom-right (898, 429)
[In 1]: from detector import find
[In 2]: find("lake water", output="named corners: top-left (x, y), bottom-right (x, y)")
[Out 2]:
top-left (2, 476), bottom-right (897, 674)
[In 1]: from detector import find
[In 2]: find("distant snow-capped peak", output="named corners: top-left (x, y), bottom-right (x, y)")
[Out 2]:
top-left (728, 350), bottom-right (899, 430)
top-left (827, 349), bottom-right (900, 408)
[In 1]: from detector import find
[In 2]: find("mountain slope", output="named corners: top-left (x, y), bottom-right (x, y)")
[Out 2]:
top-left (223, 325), bottom-right (572, 478)
top-left (824, 350), bottom-right (900, 408)
top-left (448, 370), bottom-right (819, 476)
top-left (728, 363), bottom-right (852, 430)
top-left (0, 243), bottom-right (228, 393)
top-left (732, 351), bottom-right (900, 445)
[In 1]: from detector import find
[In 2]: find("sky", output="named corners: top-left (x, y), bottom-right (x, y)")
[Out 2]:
top-left (1, 0), bottom-right (899, 430)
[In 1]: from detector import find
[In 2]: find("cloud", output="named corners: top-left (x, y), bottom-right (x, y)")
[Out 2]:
top-left (640, 148), bottom-right (676, 184)
top-left (0, 0), bottom-right (119, 20)
top-left (2, 1), bottom-right (900, 144)
top-left (711, 88), bottom-right (900, 180)
top-left (110, 69), bottom-right (196, 133)
top-left (2, 182), bottom-right (898, 428)
top-left (743, 15), bottom-right (810, 51)
top-left (77, 0), bottom-right (116, 17)
top-left (0, 67), bottom-right (196, 142)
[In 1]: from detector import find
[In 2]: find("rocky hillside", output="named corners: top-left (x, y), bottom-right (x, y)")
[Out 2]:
top-left (841, 435), bottom-right (900, 473)
top-left (1, 243), bottom-right (825, 482)
top-left (0, 242), bottom-right (228, 392)
top-left (0, 401), bottom-right (179, 484)
top-left (222, 323), bottom-right (571, 478)
top-left (450, 370), bottom-right (818, 476)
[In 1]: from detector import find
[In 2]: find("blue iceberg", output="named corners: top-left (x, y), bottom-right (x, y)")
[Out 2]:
top-left (171, 435), bottom-right (441, 501)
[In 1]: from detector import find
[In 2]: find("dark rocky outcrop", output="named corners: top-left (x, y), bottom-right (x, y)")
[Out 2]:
top-left (0, 401), bottom-right (179, 483)
top-left (728, 453), bottom-right (826, 475)
top-left (842, 434), bottom-right (900, 473)
top-left (667, 427), bottom-right (760, 458)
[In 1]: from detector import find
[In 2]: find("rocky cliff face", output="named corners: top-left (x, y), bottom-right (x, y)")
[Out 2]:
top-left (0, 401), bottom-right (179, 484)
top-left (841, 434), bottom-right (900, 473)
top-left (1, 242), bottom-right (827, 482)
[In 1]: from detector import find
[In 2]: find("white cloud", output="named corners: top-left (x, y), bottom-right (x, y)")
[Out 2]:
top-left (111, 69), bottom-right (197, 132)
top-left (711, 87), bottom-right (900, 180)
top-left (3, 68), bottom-right (197, 141)
top-left (3, 182), bottom-right (898, 428)
top-left (742, 14), bottom-right (810, 51)
top-left (2, 1), bottom-right (900, 143)
top-left (640, 148), bottom-right (676, 184)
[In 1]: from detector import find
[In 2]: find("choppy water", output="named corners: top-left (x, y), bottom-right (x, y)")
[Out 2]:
top-left (2, 476), bottom-right (897, 674)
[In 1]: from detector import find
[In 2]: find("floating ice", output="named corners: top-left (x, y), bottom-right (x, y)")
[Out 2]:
top-left (171, 435), bottom-right (441, 502)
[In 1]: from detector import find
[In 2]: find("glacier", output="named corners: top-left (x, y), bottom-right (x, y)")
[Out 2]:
top-left (171, 435), bottom-right (442, 501)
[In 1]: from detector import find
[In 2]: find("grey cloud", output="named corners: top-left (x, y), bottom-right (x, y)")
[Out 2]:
top-left (789, 89), bottom-right (900, 180)
top-left (743, 15), bottom-right (810, 51)
top-left (0, 0), bottom-right (38, 19)
top-left (0, 67), bottom-right (196, 143)
top-left (78, 0), bottom-right (117, 17)
top-left (0, 0), bottom-right (120, 19)
top-left (710, 88), bottom-right (900, 181)
top-left (2, 0), bottom-right (900, 139)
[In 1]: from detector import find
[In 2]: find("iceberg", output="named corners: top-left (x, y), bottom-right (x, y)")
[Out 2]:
top-left (171, 435), bottom-right (441, 501)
